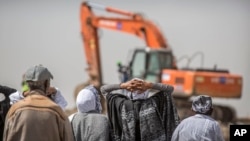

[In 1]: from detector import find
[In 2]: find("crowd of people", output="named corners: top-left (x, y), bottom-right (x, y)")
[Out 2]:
top-left (0, 64), bottom-right (225, 141)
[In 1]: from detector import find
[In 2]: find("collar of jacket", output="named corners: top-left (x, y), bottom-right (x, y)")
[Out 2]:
top-left (6, 91), bottom-right (67, 120)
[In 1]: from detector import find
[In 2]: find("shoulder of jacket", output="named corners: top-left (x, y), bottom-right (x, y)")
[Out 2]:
top-left (7, 94), bottom-right (67, 120)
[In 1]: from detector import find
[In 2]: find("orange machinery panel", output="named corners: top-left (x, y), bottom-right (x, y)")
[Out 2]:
top-left (161, 69), bottom-right (242, 98)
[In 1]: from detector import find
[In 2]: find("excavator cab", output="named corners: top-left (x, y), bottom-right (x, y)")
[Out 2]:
top-left (122, 47), bottom-right (242, 99)
top-left (126, 47), bottom-right (174, 82)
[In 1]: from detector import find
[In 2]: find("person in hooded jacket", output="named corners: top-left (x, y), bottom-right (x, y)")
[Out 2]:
top-left (69, 85), bottom-right (111, 141)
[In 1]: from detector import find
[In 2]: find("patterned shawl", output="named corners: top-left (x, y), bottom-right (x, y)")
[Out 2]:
top-left (107, 90), bottom-right (180, 141)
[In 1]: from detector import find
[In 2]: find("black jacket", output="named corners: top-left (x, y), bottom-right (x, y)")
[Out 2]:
top-left (0, 85), bottom-right (17, 141)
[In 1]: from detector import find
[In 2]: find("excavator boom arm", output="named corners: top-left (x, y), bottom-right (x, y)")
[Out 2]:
top-left (80, 1), bottom-right (169, 86)
top-left (90, 17), bottom-right (168, 48)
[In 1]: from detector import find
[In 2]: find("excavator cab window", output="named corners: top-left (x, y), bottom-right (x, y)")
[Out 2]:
top-left (130, 50), bottom-right (146, 78)
top-left (145, 51), bottom-right (173, 82)
top-left (129, 49), bottom-right (173, 82)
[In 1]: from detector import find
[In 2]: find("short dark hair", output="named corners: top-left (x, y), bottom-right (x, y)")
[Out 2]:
top-left (26, 80), bottom-right (48, 93)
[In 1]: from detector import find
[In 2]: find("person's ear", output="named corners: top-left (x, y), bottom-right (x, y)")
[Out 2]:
top-left (191, 108), bottom-right (196, 114)
top-left (210, 107), bottom-right (213, 113)
top-left (44, 80), bottom-right (50, 91)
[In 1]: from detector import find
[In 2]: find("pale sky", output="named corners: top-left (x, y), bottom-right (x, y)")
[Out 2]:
top-left (0, 0), bottom-right (249, 117)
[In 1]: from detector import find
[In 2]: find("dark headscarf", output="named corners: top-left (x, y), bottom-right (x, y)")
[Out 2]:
top-left (192, 95), bottom-right (212, 114)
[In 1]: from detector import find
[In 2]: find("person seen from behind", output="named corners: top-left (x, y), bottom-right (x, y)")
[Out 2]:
top-left (3, 65), bottom-right (74, 141)
top-left (171, 95), bottom-right (224, 141)
top-left (0, 85), bottom-right (17, 141)
top-left (101, 78), bottom-right (180, 141)
top-left (9, 74), bottom-right (68, 110)
top-left (69, 85), bottom-right (111, 141)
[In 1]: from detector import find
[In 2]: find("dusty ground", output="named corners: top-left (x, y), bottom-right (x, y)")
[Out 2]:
top-left (220, 118), bottom-right (250, 141)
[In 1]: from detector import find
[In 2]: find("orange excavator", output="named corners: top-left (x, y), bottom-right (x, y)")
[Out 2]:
top-left (74, 1), bottom-right (243, 122)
